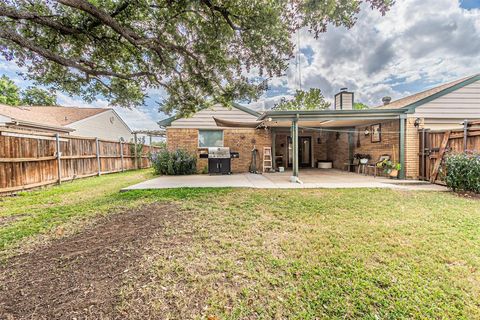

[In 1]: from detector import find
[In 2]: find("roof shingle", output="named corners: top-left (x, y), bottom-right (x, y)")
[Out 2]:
top-left (0, 105), bottom-right (109, 127)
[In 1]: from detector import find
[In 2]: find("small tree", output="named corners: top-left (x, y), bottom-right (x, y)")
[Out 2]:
top-left (0, 75), bottom-right (20, 106)
top-left (21, 87), bottom-right (57, 106)
top-left (354, 102), bottom-right (370, 110)
top-left (273, 88), bottom-right (331, 111)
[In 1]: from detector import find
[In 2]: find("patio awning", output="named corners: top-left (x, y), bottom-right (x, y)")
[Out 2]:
top-left (256, 108), bottom-right (409, 182)
top-left (258, 108), bottom-right (408, 124)
top-left (213, 117), bottom-right (264, 128)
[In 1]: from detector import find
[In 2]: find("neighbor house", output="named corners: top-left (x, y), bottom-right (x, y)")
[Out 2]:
top-left (160, 74), bottom-right (480, 180)
top-left (0, 105), bottom-right (132, 141)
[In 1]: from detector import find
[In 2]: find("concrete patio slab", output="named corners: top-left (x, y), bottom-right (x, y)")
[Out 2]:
top-left (123, 169), bottom-right (448, 191)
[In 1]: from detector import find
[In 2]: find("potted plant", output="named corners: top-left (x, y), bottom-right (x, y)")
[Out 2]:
top-left (377, 159), bottom-right (402, 178)
top-left (354, 153), bottom-right (371, 164)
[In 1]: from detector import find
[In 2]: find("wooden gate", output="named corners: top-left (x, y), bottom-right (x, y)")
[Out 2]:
top-left (419, 121), bottom-right (480, 183)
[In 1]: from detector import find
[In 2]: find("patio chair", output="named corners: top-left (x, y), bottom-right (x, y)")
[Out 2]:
top-left (366, 154), bottom-right (390, 178)
top-left (344, 158), bottom-right (359, 173)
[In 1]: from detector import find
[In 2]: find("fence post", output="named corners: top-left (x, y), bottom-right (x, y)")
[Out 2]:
top-left (120, 140), bottom-right (124, 172)
top-left (55, 133), bottom-right (62, 185)
top-left (463, 120), bottom-right (469, 152)
top-left (134, 133), bottom-right (138, 169)
top-left (96, 137), bottom-right (101, 176)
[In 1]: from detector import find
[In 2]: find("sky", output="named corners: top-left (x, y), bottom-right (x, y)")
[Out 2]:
top-left (1, 0), bottom-right (480, 128)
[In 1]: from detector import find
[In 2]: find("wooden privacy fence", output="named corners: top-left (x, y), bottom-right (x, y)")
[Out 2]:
top-left (419, 120), bottom-right (480, 183)
top-left (0, 128), bottom-right (161, 193)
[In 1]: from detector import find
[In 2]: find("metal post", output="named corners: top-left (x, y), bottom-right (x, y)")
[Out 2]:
top-left (399, 115), bottom-right (406, 179)
top-left (294, 119), bottom-right (299, 178)
top-left (290, 118), bottom-right (299, 182)
top-left (463, 120), bottom-right (469, 152)
top-left (133, 133), bottom-right (138, 169)
top-left (95, 137), bottom-right (101, 176)
top-left (271, 128), bottom-right (276, 171)
top-left (120, 140), bottom-right (124, 172)
top-left (55, 133), bottom-right (62, 184)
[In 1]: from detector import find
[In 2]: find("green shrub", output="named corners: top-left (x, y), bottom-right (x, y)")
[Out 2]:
top-left (151, 149), bottom-right (197, 175)
top-left (445, 153), bottom-right (480, 193)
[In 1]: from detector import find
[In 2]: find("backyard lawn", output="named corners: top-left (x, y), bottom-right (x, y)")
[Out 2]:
top-left (1, 171), bottom-right (480, 319)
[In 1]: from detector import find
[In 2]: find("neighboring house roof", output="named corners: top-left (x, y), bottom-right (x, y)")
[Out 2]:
top-left (376, 74), bottom-right (480, 110)
top-left (158, 102), bottom-right (260, 127)
top-left (0, 104), bottom-right (110, 127)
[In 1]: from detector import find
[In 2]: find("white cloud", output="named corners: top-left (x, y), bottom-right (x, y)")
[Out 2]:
top-left (251, 0), bottom-right (480, 108)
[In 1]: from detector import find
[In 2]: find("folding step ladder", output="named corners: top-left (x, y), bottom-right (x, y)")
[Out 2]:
top-left (263, 147), bottom-right (273, 172)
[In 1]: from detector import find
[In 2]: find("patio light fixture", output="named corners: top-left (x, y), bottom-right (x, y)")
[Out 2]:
top-left (364, 127), bottom-right (370, 136)
top-left (414, 118), bottom-right (421, 127)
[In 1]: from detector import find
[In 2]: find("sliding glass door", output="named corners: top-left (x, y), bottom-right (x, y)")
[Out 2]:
top-left (287, 136), bottom-right (312, 168)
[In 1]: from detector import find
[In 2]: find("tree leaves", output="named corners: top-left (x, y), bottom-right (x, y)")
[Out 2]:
top-left (0, 75), bottom-right (20, 106)
top-left (0, 0), bottom-right (392, 116)
top-left (273, 88), bottom-right (331, 111)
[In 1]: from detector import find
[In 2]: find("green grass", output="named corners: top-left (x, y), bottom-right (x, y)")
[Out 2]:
top-left (118, 188), bottom-right (480, 319)
top-left (1, 173), bottom-right (480, 318)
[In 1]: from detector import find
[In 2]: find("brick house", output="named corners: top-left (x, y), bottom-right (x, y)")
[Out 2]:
top-left (161, 74), bottom-right (480, 180)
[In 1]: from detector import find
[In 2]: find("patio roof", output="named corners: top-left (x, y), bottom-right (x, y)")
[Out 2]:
top-left (258, 108), bottom-right (409, 182)
top-left (257, 108), bottom-right (407, 122)
top-left (257, 108), bottom-right (408, 129)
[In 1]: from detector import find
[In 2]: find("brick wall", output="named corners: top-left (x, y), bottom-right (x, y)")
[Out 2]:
top-left (353, 120), bottom-right (400, 163)
top-left (326, 131), bottom-right (350, 169)
top-left (405, 117), bottom-right (423, 179)
top-left (166, 127), bottom-right (271, 173)
top-left (224, 128), bottom-right (271, 173)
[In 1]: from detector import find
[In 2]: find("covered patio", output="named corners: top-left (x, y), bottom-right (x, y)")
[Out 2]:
top-left (259, 109), bottom-right (409, 183)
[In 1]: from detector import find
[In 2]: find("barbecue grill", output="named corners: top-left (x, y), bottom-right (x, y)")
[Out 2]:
top-left (200, 147), bottom-right (239, 174)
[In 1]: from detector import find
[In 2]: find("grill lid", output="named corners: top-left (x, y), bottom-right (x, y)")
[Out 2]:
top-left (208, 147), bottom-right (231, 158)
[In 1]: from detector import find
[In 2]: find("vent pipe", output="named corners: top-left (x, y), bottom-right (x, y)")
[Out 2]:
top-left (382, 96), bottom-right (392, 106)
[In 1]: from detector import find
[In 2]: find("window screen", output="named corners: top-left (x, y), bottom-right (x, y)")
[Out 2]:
top-left (198, 130), bottom-right (223, 147)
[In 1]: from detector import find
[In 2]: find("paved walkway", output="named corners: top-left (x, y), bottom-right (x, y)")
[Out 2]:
top-left (123, 169), bottom-right (448, 191)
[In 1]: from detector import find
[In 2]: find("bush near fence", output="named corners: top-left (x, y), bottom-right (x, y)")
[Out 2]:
top-left (151, 149), bottom-right (197, 175)
top-left (0, 128), bottom-right (161, 193)
top-left (445, 153), bottom-right (480, 193)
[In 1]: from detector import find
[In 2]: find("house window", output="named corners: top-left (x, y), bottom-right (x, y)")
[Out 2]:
top-left (199, 130), bottom-right (223, 147)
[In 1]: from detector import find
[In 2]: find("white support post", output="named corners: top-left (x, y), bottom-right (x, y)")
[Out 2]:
top-left (290, 118), bottom-right (300, 183)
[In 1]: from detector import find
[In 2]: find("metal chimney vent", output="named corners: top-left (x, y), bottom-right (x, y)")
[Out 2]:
top-left (382, 96), bottom-right (392, 105)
